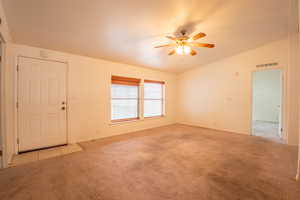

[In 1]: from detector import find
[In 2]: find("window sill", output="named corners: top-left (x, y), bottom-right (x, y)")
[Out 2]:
top-left (143, 115), bottom-right (165, 120)
top-left (110, 118), bottom-right (139, 125)
top-left (110, 115), bottom-right (165, 125)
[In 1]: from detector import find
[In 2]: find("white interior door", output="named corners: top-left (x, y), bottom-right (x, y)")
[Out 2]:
top-left (18, 57), bottom-right (67, 152)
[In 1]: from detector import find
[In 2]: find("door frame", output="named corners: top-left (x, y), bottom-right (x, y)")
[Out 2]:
top-left (16, 56), bottom-right (69, 153)
top-left (0, 34), bottom-right (6, 168)
top-left (250, 67), bottom-right (285, 143)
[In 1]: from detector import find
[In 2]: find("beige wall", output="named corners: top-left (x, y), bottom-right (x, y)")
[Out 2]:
top-left (287, 0), bottom-right (300, 146)
top-left (177, 38), bottom-right (300, 145)
top-left (4, 44), bottom-right (178, 164)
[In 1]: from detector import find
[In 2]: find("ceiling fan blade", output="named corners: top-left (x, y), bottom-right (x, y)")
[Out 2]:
top-left (189, 42), bottom-right (215, 48)
top-left (166, 36), bottom-right (177, 41)
top-left (192, 32), bottom-right (207, 41)
top-left (154, 44), bottom-right (175, 48)
top-left (168, 49), bottom-right (176, 55)
top-left (190, 49), bottom-right (197, 56)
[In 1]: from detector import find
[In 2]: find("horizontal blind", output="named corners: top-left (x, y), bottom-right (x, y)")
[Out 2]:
top-left (112, 75), bottom-right (140, 86)
top-left (144, 80), bottom-right (164, 117)
top-left (111, 76), bottom-right (140, 121)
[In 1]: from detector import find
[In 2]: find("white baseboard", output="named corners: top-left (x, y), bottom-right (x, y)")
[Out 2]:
top-left (69, 122), bottom-right (177, 144)
top-left (177, 122), bottom-right (248, 135)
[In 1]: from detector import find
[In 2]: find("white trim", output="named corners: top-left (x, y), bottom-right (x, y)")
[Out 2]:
top-left (297, 0), bottom-right (300, 182)
top-left (109, 115), bottom-right (166, 126)
top-left (15, 56), bottom-right (69, 153)
top-left (0, 35), bottom-right (8, 167)
top-left (249, 67), bottom-right (287, 144)
top-left (140, 80), bottom-right (144, 120)
top-left (177, 122), bottom-right (248, 135)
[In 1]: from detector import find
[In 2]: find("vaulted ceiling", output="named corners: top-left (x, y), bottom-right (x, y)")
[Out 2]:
top-left (3, 0), bottom-right (289, 73)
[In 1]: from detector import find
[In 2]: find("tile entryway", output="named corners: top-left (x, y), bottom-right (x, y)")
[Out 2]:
top-left (9, 144), bottom-right (82, 167)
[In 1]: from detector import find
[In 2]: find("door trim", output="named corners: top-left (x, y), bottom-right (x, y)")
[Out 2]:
top-left (250, 68), bottom-right (286, 143)
top-left (16, 56), bottom-right (69, 153)
top-left (0, 34), bottom-right (6, 168)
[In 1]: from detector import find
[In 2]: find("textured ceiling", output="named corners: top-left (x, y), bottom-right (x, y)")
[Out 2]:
top-left (3, 0), bottom-right (289, 73)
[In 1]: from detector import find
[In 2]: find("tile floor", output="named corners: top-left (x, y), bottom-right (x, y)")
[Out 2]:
top-left (9, 144), bottom-right (82, 167)
top-left (252, 120), bottom-right (282, 143)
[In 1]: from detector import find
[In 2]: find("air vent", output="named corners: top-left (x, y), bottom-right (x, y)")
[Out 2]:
top-left (256, 62), bottom-right (278, 68)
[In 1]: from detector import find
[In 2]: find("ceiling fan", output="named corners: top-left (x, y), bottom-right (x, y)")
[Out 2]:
top-left (154, 30), bottom-right (215, 56)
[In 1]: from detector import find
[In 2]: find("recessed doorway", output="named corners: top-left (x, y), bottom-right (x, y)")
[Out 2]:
top-left (251, 69), bottom-right (283, 143)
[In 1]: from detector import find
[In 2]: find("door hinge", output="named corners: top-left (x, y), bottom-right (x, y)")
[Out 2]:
top-left (281, 128), bottom-right (283, 132)
top-left (16, 65), bottom-right (19, 71)
top-left (16, 102), bottom-right (19, 109)
top-left (17, 138), bottom-right (19, 144)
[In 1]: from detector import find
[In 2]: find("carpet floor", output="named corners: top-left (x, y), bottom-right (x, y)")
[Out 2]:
top-left (0, 124), bottom-right (299, 200)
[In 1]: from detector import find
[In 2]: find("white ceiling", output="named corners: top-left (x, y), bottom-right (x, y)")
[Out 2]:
top-left (3, 0), bottom-right (289, 73)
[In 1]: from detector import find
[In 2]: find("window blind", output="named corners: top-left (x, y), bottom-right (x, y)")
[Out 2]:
top-left (111, 76), bottom-right (140, 122)
top-left (144, 80), bottom-right (164, 118)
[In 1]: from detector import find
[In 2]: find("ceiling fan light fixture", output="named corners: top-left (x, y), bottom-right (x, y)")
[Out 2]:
top-left (155, 31), bottom-right (215, 56)
top-left (176, 46), bottom-right (184, 55)
top-left (183, 45), bottom-right (191, 54)
top-left (176, 45), bottom-right (191, 55)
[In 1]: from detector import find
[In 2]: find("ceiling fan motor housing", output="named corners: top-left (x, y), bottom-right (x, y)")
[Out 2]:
top-left (181, 30), bottom-right (187, 36)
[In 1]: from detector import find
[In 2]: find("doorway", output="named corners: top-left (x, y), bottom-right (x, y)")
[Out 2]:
top-left (17, 57), bottom-right (68, 152)
top-left (251, 69), bottom-right (283, 143)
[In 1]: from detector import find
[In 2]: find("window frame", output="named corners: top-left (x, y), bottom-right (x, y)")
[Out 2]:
top-left (143, 80), bottom-right (165, 118)
top-left (111, 76), bottom-right (141, 123)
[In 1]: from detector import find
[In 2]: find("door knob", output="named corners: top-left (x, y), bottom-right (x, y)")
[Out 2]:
top-left (61, 107), bottom-right (66, 110)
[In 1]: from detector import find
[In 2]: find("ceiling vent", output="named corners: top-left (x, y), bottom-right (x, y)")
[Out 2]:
top-left (256, 62), bottom-right (278, 68)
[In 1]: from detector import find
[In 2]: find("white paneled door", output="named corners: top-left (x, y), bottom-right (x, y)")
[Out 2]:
top-left (18, 57), bottom-right (67, 152)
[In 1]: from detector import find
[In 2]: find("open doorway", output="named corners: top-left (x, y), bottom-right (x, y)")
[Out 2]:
top-left (251, 69), bottom-right (283, 143)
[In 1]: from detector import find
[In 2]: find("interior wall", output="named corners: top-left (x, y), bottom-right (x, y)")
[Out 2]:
top-left (252, 69), bottom-right (281, 123)
top-left (176, 0), bottom-right (299, 147)
top-left (177, 38), bottom-right (300, 145)
top-left (0, 0), bottom-right (12, 168)
top-left (287, 0), bottom-right (300, 146)
top-left (4, 43), bottom-right (177, 164)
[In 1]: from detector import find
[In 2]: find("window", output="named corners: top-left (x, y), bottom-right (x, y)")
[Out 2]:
top-left (144, 80), bottom-right (164, 118)
top-left (111, 76), bottom-right (140, 122)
